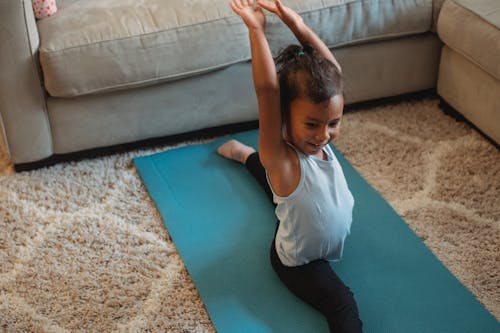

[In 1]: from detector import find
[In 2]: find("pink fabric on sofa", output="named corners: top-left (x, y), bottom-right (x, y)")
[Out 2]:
top-left (33, 0), bottom-right (57, 19)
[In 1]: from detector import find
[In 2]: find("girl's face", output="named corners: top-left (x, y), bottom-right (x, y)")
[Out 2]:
top-left (288, 94), bottom-right (344, 159)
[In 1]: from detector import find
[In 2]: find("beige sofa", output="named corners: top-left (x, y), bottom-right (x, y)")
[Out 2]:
top-left (437, 0), bottom-right (500, 145)
top-left (1, 0), bottom-right (495, 171)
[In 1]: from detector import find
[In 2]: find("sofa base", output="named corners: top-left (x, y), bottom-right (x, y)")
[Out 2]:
top-left (15, 89), bottom-right (437, 172)
top-left (438, 98), bottom-right (500, 150)
top-left (14, 120), bottom-right (260, 172)
top-left (437, 46), bottom-right (500, 145)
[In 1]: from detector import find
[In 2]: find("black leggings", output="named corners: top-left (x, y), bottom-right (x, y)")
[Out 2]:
top-left (245, 152), bottom-right (363, 333)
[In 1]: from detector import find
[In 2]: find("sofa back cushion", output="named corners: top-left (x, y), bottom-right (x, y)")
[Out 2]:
top-left (38, 0), bottom-right (433, 97)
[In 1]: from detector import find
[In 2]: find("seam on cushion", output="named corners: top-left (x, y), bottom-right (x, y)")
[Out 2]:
top-left (42, 25), bottom-right (427, 57)
top-left (58, 58), bottom-right (250, 97)
top-left (444, 43), bottom-right (500, 81)
top-left (445, 46), bottom-right (500, 84)
top-left (325, 30), bottom-right (429, 49)
top-left (41, 19), bottom-right (234, 53)
top-left (40, 15), bottom-right (241, 53)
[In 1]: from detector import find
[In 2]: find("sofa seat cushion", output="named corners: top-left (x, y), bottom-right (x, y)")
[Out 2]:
top-left (437, 0), bottom-right (500, 80)
top-left (38, 0), bottom-right (433, 98)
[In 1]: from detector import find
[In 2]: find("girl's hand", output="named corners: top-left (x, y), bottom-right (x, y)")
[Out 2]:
top-left (230, 0), bottom-right (266, 30)
top-left (257, 0), bottom-right (303, 27)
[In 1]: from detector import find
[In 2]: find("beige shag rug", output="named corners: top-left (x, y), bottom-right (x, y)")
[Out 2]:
top-left (0, 97), bottom-right (498, 332)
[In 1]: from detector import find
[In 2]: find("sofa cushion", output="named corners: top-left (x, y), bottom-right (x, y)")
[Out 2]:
top-left (38, 0), bottom-right (433, 98)
top-left (437, 0), bottom-right (500, 80)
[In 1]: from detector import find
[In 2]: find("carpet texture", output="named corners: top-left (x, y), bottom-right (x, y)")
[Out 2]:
top-left (0, 97), bottom-right (498, 332)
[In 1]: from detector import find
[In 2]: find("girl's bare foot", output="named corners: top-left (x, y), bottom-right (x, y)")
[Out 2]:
top-left (217, 140), bottom-right (256, 164)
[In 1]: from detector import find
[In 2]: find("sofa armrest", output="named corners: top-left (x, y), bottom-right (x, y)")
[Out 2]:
top-left (0, 0), bottom-right (53, 165)
top-left (432, 0), bottom-right (447, 32)
top-left (0, 113), bottom-right (14, 174)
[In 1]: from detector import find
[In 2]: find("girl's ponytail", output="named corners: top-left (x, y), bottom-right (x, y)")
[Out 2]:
top-left (275, 44), bottom-right (314, 73)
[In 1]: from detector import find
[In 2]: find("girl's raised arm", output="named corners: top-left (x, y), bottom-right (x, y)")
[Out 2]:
top-left (230, 0), bottom-right (289, 170)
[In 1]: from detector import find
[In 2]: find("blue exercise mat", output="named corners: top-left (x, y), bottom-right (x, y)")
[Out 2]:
top-left (134, 130), bottom-right (499, 333)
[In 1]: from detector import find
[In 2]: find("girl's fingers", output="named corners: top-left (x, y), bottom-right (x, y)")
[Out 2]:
top-left (256, 0), bottom-right (268, 8)
top-left (231, 0), bottom-right (255, 10)
top-left (274, 0), bottom-right (282, 10)
top-left (257, 0), bottom-right (277, 13)
top-left (232, 0), bottom-right (242, 9)
top-left (229, 0), bottom-right (239, 12)
top-left (229, 2), bottom-right (236, 12)
top-left (274, 0), bottom-right (285, 14)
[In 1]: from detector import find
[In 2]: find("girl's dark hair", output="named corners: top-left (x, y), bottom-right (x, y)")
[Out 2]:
top-left (275, 44), bottom-right (343, 133)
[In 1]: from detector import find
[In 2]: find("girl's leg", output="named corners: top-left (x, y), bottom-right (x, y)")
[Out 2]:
top-left (217, 140), bottom-right (273, 202)
top-left (244, 151), bottom-right (274, 202)
top-left (217, 140), bottom-right (255, 164)
top-left (270, 244), bottom-right (363, 333)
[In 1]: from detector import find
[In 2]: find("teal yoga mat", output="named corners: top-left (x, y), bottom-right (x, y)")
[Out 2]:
top-left (134, 130), bottom-right (499, 332)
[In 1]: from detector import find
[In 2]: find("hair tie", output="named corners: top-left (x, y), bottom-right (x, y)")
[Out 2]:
top-left (298, 51), bottom-right (305, 56)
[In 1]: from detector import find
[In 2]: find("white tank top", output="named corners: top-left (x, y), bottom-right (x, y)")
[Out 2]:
top-left (269, 144), bottom-right (354, 267)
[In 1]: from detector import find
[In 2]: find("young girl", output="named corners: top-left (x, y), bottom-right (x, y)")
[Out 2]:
top-left (218, 0), bottom-right (363, 331)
